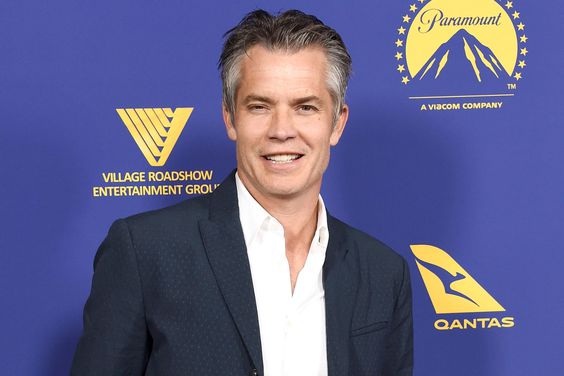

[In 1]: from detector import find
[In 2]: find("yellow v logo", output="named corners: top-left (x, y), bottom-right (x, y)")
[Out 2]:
top-left (116, 107), bottom-right (193, 166)
top-left (410, 244), bottom-right (505, 314)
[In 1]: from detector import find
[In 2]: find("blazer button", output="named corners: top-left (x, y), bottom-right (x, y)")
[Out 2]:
top-left (249, 369), bottom-right (258, 376)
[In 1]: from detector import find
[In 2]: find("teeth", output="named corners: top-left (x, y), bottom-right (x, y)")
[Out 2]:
top-left (265, 154), bottom-right (301, 163)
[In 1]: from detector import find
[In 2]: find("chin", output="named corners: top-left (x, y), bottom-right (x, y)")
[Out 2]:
top-left (262, 183), bottom-right (300, 197)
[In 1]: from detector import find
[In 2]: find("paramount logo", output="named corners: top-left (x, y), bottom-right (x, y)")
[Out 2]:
top-left (418, 8), bottom-right (502, 33)
top-left (394, 0), bottom-right (529, 111)
top-left (416, 28), bottom-right (509, 83)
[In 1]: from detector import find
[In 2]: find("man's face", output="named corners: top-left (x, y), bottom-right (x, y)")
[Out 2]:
top-left (223, 45), bottom-right (348, 203)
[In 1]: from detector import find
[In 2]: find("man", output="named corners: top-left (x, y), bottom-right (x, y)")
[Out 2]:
top-left (72, 9), bottom-right (413, 376)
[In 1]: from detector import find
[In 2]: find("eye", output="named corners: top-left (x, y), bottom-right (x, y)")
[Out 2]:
top-left (298, 104), bottom-right (318, 113)
top-left (248, 104), bottom-right (269, 113)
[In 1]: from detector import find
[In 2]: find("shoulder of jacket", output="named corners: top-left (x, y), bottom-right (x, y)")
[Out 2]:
top-left (121, 194), bottom-right (211, 230)
top-left (331, 216), bottom-right (407, 267)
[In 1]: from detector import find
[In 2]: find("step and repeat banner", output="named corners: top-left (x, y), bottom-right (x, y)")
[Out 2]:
top-left (2, 0), bottom-right (563, 374)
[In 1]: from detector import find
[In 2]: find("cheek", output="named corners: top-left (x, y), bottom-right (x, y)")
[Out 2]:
top-left (312, 136), bottom-right (332, 167)
top-left (235, 130), bottom-right (260, 157)
top-left (234, 115), bottom-right (266, 141)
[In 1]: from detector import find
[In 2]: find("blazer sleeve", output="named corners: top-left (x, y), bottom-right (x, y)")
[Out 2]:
top-left (71, 219), bottom-right (150, 375)
top-left (383, 258), bottom-right (414, 376)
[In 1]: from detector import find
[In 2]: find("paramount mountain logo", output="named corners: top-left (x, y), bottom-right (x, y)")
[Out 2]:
top-left (415, 29), bottom-right (509, 83)
top-left (117, 107), bottom-right (193, 166)
top-left (410, 244), bottom-right (514, 330)
top-left (395, 0), bottom-right (529, 111)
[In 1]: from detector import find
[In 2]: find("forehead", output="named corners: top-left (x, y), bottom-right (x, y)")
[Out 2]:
top-left (237, 45), bottom-right (329, 97)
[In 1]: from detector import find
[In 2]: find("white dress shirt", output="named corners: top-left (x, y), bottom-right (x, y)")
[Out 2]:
top-left (235, 173), bottom-right (329, 376)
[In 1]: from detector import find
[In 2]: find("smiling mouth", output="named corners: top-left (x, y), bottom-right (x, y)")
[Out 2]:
top-left (263, 154), bottom-right (304, 164)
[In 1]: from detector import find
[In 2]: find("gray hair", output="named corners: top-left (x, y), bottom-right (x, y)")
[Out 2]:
top-left (219, 9), bottom-right (352, 125)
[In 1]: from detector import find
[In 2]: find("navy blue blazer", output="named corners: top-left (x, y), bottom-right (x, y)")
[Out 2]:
top-left (72, 172), bottom-right (413, 375)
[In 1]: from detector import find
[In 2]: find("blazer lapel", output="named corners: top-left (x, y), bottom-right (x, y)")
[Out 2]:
top-left (199, 172), bottom-right (263, 373)
top-left (324, 215), bottom-right (359, 376)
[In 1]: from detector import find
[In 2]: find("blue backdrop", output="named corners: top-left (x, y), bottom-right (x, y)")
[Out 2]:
top-left (2, 0), bottom-right (563, 374)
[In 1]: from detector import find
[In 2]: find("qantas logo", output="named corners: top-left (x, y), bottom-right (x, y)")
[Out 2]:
top-left (410, 244), bottom-right (504, 314)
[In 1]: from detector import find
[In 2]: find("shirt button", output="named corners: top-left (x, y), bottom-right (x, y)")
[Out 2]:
top-left (249, 369), bottom-right (258, 376)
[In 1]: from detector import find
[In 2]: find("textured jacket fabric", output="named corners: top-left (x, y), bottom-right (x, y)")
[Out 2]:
top-left (71, 171), bottom-right (413, 375)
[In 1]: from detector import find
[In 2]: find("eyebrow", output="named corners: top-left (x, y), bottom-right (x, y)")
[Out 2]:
top-left (290, 95), bottom-right (322, 107)
top-left (242, 95), bottom-right (276, 105)
top-left (242, 95), bottom-right (322, 106)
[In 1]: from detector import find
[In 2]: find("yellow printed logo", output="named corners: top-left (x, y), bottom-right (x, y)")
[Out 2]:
top-left (116, 107), bottom-right (193, 166)
top-left (410, 244), bottom-right (504, 314)
top-left (395, 0), bottom-right (529, 111)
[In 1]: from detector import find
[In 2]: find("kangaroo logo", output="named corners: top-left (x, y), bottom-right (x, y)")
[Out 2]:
top-left (410, 244), bottom-right (505, 314)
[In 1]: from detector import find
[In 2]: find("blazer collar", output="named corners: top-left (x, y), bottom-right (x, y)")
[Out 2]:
top-left (324, 215), bottom-right (358, 376)
top-left (198, 171), bottom-right (264, 373)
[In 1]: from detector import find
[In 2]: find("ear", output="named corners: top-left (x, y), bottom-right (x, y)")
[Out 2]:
top-left (329, 104), bottom-right (349, 146)
top-left (223, 104), bottom-right (237, 141)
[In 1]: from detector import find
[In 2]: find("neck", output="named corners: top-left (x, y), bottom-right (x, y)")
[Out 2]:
top-left (237, 173), bottom-right (322, 293)
top-left (263, 195), bottom-right (319, 243)
top-left (238, 175), bottom-right (321, 245)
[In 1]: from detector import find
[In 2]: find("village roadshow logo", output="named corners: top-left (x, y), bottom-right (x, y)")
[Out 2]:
top-left (395, 0), bottom-right (529, 111)
top-left (116, 107), bottom-right (193, 166)
top-left (90, 107), bottom-right (220, 198)
top-left (410, 244), bottom-right (515, 331)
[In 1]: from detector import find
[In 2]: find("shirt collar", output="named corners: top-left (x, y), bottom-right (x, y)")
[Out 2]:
top-left (235, 172), bottom-right (329, 248)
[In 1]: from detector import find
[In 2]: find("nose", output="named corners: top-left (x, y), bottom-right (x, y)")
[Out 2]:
top-left (267, 108), bottom-right (297, 141)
